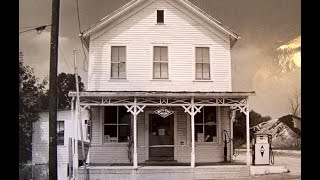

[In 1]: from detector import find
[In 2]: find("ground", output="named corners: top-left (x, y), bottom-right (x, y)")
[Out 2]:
top-left (235, 149), bottom-right (301, 179)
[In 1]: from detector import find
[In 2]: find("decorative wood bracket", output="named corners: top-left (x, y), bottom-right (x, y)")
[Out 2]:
top-left (181, 105), bottom-right (203, 116)
top-left (124, 104), bottom-right (146, 116)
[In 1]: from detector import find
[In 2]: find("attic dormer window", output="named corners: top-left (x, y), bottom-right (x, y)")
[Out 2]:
top-left (157, 10), bottom-right (164, 24)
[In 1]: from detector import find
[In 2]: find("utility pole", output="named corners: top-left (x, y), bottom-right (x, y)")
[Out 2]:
top-left (48, 0), bottom-right (60, 179)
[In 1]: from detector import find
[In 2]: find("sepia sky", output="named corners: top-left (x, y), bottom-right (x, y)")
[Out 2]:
top-left (19, 0), bottom-right (301, 119)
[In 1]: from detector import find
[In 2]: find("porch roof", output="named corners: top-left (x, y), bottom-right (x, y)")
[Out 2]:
top-left (68, 91), bottom-right (255, 98)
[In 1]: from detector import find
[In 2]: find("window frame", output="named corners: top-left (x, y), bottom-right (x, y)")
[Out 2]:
top-left (194, 106), bottom-right (218, 144)
top-left (110, 46), bottom-right (127, 79)
top-left (103, 106), bottom-right (131, 144)
top-left (57, 120), bottom-right (65, 146)
top-left (195, 47), bottom-right (211, 80)
top-left (153, 46), bottom-right (169, 79)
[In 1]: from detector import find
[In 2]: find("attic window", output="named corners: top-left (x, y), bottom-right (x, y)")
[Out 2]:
top-left (157, 10), bottom-right (164, 24)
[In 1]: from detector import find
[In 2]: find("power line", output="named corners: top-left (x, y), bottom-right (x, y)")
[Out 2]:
top-left (19, 24), bottom-right (52, 34)
top-left (58, 46), bottom-right (71, 71)
top-left (19, 24), bottom-right (51, 29)
top-left (75, 0), bottom-right (88, 72)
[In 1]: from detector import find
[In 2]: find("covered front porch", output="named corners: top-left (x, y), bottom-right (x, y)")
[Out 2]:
top-left (68, 91), bottom-right (254, 179)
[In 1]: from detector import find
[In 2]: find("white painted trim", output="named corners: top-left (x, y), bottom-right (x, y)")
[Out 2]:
top-left (145, 110), bottom-right (176, 161)
top-left (109, 44), bottom-right (129, 80)
top-left (151, 45), bottom-right (171, 80)
top-left (174, 111), bottom-right (178, 161)
top-left (192, 45), bottom-right (213, 81)
top-left (100, 106), bottom-right (103, 145)
top-left (218, 107), bottom-right (221, 145)
top-left (187, 112), bottom-right (190, 147)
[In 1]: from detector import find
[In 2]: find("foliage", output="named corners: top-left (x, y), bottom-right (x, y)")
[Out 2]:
top-left (19, 52), bottom-right (46, 163)
top-left (233, 110), bottom-right (272, 147)
top-left (39, 72), bottom-right (84, 110)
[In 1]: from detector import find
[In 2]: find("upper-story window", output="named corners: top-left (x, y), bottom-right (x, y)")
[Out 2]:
top-left (195, 47), bottom-right (210, 80)
top-left (195, 107), bottom-right (217, 143)
top-left (57, 121), bottom-right (65, 145)
top-left (153, 46), bottom-right (168, 79)
top-left (157, 10), bottom-right (164, 24)
top-left (104, 106), bottom-right (131, 143)
top-left (111, 46), bottom-right (126, 79)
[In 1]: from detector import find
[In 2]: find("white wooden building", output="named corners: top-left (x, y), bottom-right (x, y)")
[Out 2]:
top-left (69, 0), bottom-right (255, 179)
top-left (32, 110), bottom-right (90, 180)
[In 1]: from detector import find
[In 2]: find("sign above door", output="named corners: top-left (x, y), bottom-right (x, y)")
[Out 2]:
top-left (154, 107), bottom-right (174, 118)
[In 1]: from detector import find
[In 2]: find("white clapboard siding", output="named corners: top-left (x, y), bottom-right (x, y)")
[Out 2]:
top-left (32, 110), bottom-right (89, 165)
top-left (88, 0), bottom-right (231, 91)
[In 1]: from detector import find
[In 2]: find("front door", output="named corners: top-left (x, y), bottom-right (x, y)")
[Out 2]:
top-left (149, 114), bottom-right (174, 160)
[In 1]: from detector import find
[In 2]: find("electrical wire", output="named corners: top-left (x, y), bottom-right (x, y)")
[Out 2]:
top-left (75, 0), bottom-right (88, 72)
top-left (58, 46), bottom-right (71, 71)
top-left (19, 24), bottom-right (52, 34)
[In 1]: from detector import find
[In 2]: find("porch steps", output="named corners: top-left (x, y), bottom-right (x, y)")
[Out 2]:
top-left (75, 165), bottom-right (251, 180)
top-left (144, 160), bottom-right (178, 165)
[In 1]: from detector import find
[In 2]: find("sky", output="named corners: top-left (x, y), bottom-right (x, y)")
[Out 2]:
top-left (19, 0), bottom-right (301, 119)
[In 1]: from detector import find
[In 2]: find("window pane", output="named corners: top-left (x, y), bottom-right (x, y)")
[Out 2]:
top-left (111, 47), bottom-right (119, 62)
top-left (154, 47), bottom-right (161, 61)
top-left (57, 121), bottom-right (64, 145)
top-left (104, 125), bottom-right (117, 142)
top-left (118, 47), bottom-right (126, 62)
top-left (203, 63), bottom-right (210, 79)
top-left (195, 125), bottom-right (204, 142)
top-left (153, 62), bottom-right (161, 78)
top-left (111, 63), bottom-right (119, 78)
top-left (119, 62), bottom-right (126, 78)
top-left (196, 47), bottom-right (202, 62)
top-left (196, 63), bottom-right (203, 79)
top-left (105, 107), bottom-right (117, 124)
top-left (204, 107), bottom-right (216, 124)
top-left (161, 63), bottom-right (168, 78)
top-left (205, 125), bottom-right (216, 142)
top-left (202, 48), bottom-right (209, 63)
top-left (160, 47), bottom-right (168, 62)
top-left (118, 125), bottom-right (129, 142)
top-left (157, 10), bottom-right (164, 23)
top-left (119, 106), bottom-right (131, 124)
top-left (195, 110), bottom-right (203, 123)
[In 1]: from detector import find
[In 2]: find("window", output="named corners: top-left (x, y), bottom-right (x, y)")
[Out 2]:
top-left (195, 107), bottom-right (217, 143)
top-left (57, 121), bottom-right (65, 145)
top-left (157, 10), bottom-right (164, 23)
top-left (153, 46), bottom-right (168, 79)
top-left (104, 106), bottom-right (131, 143)
top-left (195, 47), bottom-right (210, 80)
top-left (111, 46), bottom-right (126, 79)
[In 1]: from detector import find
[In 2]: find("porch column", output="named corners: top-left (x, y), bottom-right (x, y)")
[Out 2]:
top-left (245, 98), bottom-right (250, 166)
top-left (191, 97), bottom-right (195, 168)
top-left (72, 97), bottom-right (79, 169)
top-left (230, 108), bottom-right (234, 162)
top-left (133, 97), bottom-right (138, 169)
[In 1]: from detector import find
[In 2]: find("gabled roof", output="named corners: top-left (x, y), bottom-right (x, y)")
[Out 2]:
top-left (81, 0), bottom-right (240, 41)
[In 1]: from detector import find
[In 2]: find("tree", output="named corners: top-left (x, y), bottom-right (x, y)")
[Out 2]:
top-left (19, 52), bottom-right (46, 163)
top-left (39, 72), bottom-right (84, 110)
top-left (233, 110), bottom-right (272, 147)
top-left (288, 89), bottom-right (301, 117)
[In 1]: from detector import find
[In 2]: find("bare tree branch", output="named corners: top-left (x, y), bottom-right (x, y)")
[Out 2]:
top-left (288, 89), bottom-right (301, 116)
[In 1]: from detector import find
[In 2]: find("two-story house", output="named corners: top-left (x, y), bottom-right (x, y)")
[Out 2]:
top-left (68, 0), bottom-right (255, 179)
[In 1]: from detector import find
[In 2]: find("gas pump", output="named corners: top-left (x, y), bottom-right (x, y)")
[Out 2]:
top-left (252, 134), bottom-right (274, 165)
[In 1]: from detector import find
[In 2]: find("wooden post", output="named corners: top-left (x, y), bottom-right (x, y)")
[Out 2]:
top-left (191, 97), bottom-right (195, 168)
top-left (230, 108), bottom-right (234, 161)
top-left (48, 0), bottom-right (60, 179)
top-left (246, 98), bottom-right (250, 166)
top-left (133, 97), bottom-right (138, 169)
